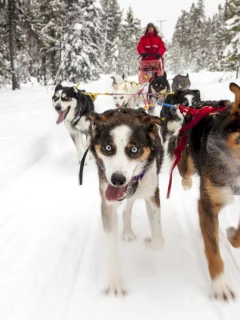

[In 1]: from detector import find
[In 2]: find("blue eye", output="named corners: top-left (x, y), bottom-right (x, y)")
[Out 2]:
top-left (131, 146), bottom-right (138, 153)
top-left (106, 145), bottom-right (111, 151)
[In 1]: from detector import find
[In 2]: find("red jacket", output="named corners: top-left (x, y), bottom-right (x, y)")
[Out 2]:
top-left (137, 32), bottom-right (166, 60)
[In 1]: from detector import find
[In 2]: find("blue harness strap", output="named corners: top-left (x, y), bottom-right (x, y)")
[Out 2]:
top-left (157, 101), bottom-right (176, 109)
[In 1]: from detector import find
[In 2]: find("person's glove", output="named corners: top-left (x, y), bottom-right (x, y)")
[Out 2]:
top-left (155, 53), bottom-right (161, 59)
top-left (141, 52), bottom-right (148, 58)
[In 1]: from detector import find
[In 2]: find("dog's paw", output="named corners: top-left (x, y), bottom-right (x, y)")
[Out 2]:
top-left (144, 236), bottom-right (164, 251)
top-left (121, 230), bottom-right (136, 242)
top-left (211, 274), bottom-right (235, 301)
top-left (227, 227), bottom-right (240, 248)
top-left (182, 178), bottom-right (192, 190)
top-left (104, 278), bottom-right (127, 297)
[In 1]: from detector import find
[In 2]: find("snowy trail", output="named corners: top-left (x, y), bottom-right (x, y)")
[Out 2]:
top-left (1, 73), bottom-right (240, 320)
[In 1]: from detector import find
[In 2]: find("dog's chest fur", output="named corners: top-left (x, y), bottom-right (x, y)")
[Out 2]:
top-left (128, 161), bottom-right (159, 199)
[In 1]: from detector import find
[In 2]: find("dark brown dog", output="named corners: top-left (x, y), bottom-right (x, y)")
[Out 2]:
top-left (172, 83), bottom-right (240, 300)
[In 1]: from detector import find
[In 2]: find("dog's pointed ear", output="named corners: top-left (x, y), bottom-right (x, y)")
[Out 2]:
top-left (163, 71), bottom-right (167, 79)
top-left (230, 83), bottom-right (240, 113)
top-left (55, 84), bottom-right (63, 92)
top-left (88, 110), bottom-right (115, 126)
top-left (111, 76), bottom-right (116, 86)
top-left (192, 90), bottom-right (201, 99)
top-left (140, 114), bottom-right (163, 127)
top-left (122, 74), bottom-right (125, 80)
top-left (88, 112), bottom-right (109, 126)
top-left (186, 73), bottom-right (189, 78)
top-left (139, 114), bottom-right (163, 140)
top-left (154, 72), bottom-right (158, 78)
top-left (230, 82), bottom-right (240, 96)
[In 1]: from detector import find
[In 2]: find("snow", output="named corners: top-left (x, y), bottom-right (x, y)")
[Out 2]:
top-left (0, 72), bottom-right (240, 320)
top-left (74, 23), bottom-right (83, 31)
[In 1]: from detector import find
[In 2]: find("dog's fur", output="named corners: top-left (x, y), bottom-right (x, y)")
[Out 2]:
top-left (111, 75), bottom-right (141, 109)
top-left (148, 72), bottom-right (170, 115)
top-left (52, 84), bottom-right (94, 163)
top-left (171, 73), bottom-right (191, 92)
top-left (169, 83), bottom-right (240, 300)
top-left (160, 89), bottom-right (201, 143)
top-left (88, 108), bottom-right (164, 295)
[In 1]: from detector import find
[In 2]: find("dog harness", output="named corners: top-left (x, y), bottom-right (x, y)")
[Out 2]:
top-left (167, 105), bottom-right (227, 199)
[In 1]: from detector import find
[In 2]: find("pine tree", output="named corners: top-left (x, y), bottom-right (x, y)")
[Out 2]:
top-left (206, 5), bottom-right (227, 71)
top-left (222, 0), bottom-right (240, 71)
top-left (189, 0), bottom-right (206, 71)
top-left (8, 0), bottom-right (21, 89)
top-left (0, 1), bottom-right (10, 86)
top-left (166, 10), bottom-right (192, 73)
top-left (39, 0), bottom-right (66, 83)
top-left (117, 7), bottom-right (141, 75)
top-left (101, 0), bottom-right (122, 73)
top-left (62, 0), bottom-right (103, 82)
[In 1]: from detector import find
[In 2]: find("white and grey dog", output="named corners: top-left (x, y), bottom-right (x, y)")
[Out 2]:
top-left (52, 84), bottom-right (94, 164)
top-left (111, 75), bottom-right (141, 109)
top-left (89, 108), bottom-right (164, 295)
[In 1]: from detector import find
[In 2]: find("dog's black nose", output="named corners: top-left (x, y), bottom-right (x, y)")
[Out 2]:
top-left (55, 105), bottom-right (61, 112)
top-left (111, 173), bottom-right (126, 186)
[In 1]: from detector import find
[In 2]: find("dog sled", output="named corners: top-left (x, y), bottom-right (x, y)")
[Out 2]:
top-left (138, 57), bottom-right (164, 84)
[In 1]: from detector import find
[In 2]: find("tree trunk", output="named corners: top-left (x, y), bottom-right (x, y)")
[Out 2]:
top-left (42, 53), bottom-right (47, 86)
top-left (8, 0), bottom-right (20, 90)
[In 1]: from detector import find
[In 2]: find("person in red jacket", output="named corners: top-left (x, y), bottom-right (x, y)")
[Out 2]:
top-left (137, 22), bottom-right (166, 60)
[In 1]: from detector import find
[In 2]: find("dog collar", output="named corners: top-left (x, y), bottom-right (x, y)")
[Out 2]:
top-left (131, 170), bottom-right (146, 182)
top-left (116, 169), bottom-right (147, 201)
top-left (70, 116), bottom-right (80, 128)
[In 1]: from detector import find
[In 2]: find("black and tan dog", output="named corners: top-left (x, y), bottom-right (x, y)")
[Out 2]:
top-left (160, 89), bottom-right (201, 143)
top-left (148, 71), bottom-right (170, 115)
top-left (88, 108), bottom-right (164, 295)
top-left (171, 83), bottom-right (240, 300)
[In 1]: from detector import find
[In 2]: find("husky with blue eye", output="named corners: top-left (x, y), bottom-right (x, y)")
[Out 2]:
top-left (88, 108), bottom-right (164, 295)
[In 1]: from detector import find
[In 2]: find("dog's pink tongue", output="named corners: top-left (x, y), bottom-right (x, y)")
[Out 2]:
top-left (105, 184), bottom-right (124, 201)
top-left (56, 111), bottom-right (66, 124)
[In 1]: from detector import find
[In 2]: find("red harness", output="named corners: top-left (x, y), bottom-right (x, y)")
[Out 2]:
top-left (166, 105), bottom-right (226, 199)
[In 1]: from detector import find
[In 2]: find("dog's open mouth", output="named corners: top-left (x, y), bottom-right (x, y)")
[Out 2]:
top-left (105, 184), bottom-right (128, 201)
top-left (116, 101), bottom-right (127, 108)
top-left (56, 107), bottom-right (70, 125)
